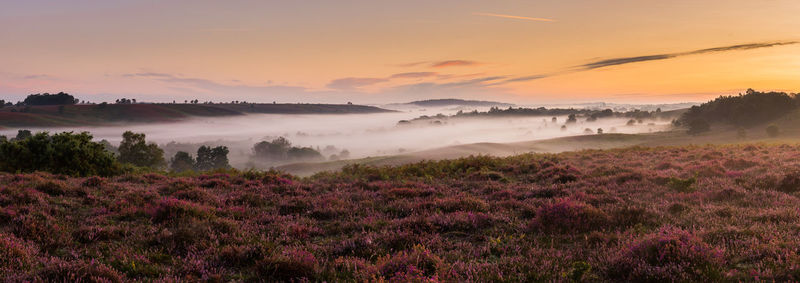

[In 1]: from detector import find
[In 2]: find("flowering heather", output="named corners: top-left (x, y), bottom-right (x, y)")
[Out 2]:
top-left (4, 144), bottom-right (800, 281)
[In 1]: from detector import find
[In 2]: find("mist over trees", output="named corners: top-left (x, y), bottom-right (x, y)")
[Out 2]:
top-left (251, 137), bottom-right (325, 165)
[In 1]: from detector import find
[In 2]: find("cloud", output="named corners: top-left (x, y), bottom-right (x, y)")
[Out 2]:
top-left (580, 41), bottom-right (798, 70)
top-left (326, 77), bottom-right (389, 90)
top-left (124, 72), bottom-right (307, 95)
top-left (390, 72), bottom-right (438, 79)
top-left (473, 12), bottom-right (555, 22)
top-left (503, 75), bottom-right (548, 83)
top-left (431, 60), bottom-right (480, 68)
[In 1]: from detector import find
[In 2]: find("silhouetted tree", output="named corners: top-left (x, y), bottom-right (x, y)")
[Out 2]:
top-left (566, 114), bottom-right (577, 124)
top-left (117, 131), bottom-right (165, 168)
top-left (15, 130), bottom-right (32, 141)
top-left (23, 92), bottom-right (78, 105)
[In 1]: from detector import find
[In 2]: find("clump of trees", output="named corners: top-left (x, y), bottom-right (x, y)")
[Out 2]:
top-left (22, 92), bottom-right (79, 105)
top-left (251, 137), bottom-right (324, 164)
top-left (117, 131), bottom-right (165, 168)
top-left (169, 146), bottom-right (231, 172)
top-left (680, 89), bottom-right (797, 127)
top-left (0, 131), bottom-right (120, 176)
top-left (115, 98), bottom-right (136, 104)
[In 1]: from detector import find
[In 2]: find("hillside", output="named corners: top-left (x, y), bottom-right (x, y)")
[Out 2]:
top-left (3, 144), bottom-right (800, 281)
top-left (388, 98), bottom-right (514, 108)
top-left (0, 103), bottom-right (392, 129)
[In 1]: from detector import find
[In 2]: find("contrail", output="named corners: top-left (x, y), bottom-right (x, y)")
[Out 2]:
top-left (473, 12), bottom-right (555, 22)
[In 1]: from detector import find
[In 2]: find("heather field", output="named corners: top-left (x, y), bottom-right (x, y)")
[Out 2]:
top-left (1, 143), bottom-right (800, 281)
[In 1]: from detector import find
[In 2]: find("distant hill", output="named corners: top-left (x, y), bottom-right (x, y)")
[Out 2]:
top-left (389, 98), bottom-right (514, 108)
top-left (0, 103), bottom-right (392, 129)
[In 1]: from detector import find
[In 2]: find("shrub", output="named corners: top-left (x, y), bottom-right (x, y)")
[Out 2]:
top-left (257, 249), bottom-right (318, 281)
top-left (605, 227), bottom-right (724, 282)
top-left (766, 124), bottom-right (780, 138)
top-left (0, 132), bottom-right (120, 176)
top-left (376, 245), bottom-right (443, 281)
top-left (529, 199), bottom-right (608, 233)
top-left (668, 176), bottom-right (696, 192)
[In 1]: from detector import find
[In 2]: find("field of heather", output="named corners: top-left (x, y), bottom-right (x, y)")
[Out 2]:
top-left (3, 143), bottom-right (800, 281)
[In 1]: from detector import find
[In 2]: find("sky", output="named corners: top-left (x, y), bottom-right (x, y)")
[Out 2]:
top-left (1, 0), bottom-right (799, 104)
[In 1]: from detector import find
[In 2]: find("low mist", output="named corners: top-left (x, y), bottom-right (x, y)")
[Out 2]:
top-left (0, 107), bottom-right (672, 168)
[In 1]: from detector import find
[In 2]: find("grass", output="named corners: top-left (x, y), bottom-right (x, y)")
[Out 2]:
top-left (3, 143), bottom-right (800, 281)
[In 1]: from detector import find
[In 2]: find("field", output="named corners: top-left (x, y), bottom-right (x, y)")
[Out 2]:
top-left (0, 103), bottom-right (392, 129)
top-left (2, 143), bottom-right (800, 281)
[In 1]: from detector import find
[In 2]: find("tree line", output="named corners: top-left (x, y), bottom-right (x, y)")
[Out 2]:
top-left (679, 89), bottom-right (800, 134)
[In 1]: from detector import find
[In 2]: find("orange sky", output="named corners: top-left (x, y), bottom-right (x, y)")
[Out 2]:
top-left (1, 0), bottom-right (799, 104)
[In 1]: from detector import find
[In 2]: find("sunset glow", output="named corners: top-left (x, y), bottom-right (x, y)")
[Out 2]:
top-left (1, 0), bottom-right (798, 104)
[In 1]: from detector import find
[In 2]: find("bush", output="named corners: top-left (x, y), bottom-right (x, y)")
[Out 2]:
top-left (0, 132), bottom-right (120, 176)
top-left (605, 227), bottom-right (724, 282)
top-left (529, 199), bottom-right (608, 233)
top-left (766, 124), bottom-right (780, 138)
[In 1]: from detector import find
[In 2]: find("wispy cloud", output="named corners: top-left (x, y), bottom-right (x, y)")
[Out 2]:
top-left (496, 40), bottom-right (799, 86)
top-left (326, 77), bottom-right (389, 90)
top-left (390, 72), bottom-right (438, 79)
top-left (580, 41), bottom-right (798, 70)
top-left (473, 12), bottom-right (554, 22)
top-left (124, 72), bottom-right (307, 95)
top-left (431, 60), bottom-right (480, 68)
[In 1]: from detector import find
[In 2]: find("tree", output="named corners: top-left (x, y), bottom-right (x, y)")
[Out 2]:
top-left (117, 131), bottom-right (165, 168)
top-left (15, 130), bottom-right (32, 141)
top-left (253, 137), bottom-right (292, 161)
top-left (0, 131), bottom-right (120, 176)
top-left (687, 119), bottom-right (711, 135)
top-left (23, 92), bottom-right (79, 105)
top-left (566, 114), bottom-right (577, 123)
top-left (170, 151), bottom-right (196, 172)
top-left (766, 124), bottom-right (780, 138)
top-left (195, 146), bottom-right (230, 171)
top-left (0, 100), bottom-right (4, 108)
top-left (679, 89), bottom-right (796, 126)
top-left (287, 147), bottom-right (324, 161)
